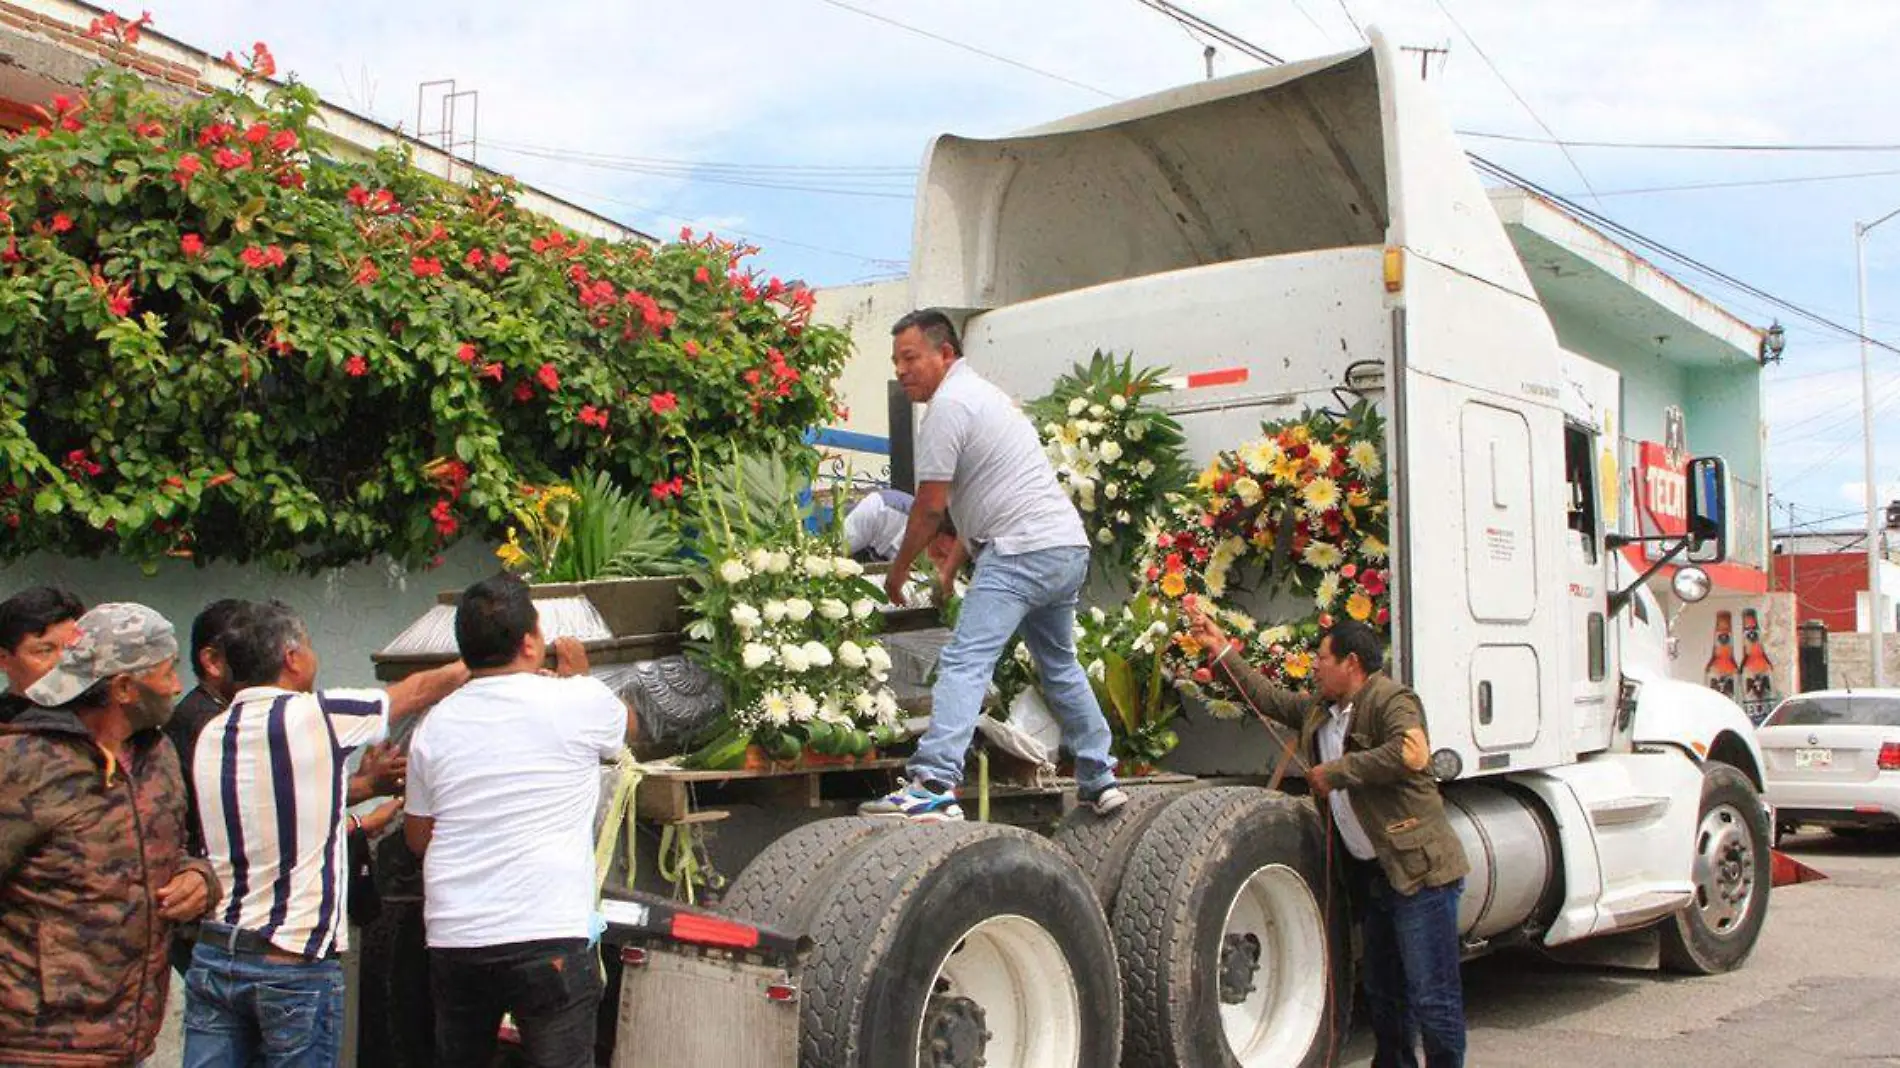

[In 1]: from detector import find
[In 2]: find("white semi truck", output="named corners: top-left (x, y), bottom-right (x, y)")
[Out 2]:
top-left (373, 30), bottom-right (1775, 1068)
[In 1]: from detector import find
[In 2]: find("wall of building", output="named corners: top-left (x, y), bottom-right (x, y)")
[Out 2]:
top-left (1672, 591), bottom-right (1796, 724)
top-left (0, 540), bottom-right (496, 689)
top-left (1775, 551), bottom-right (1867, 632)
top-left (1825, 632), bottom-right (1900, 690)
top-left (811, 279), bottom-right (911, 488)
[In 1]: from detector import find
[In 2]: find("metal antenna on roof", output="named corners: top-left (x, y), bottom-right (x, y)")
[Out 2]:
top-left (416, 79), bottom-right (481, 183)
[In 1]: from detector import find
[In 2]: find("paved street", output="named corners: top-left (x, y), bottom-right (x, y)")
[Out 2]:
top-left (1338, 829), bottom-right (1900, 1067)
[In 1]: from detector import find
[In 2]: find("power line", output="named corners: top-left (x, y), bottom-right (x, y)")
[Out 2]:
top-left (486, 144), bottom-right (915, 200)
top-left (1334, 0), bottom-right (1365, 39)
top-left (1558, 166), bottom-right (1900, 200)
top-left (813, 0), bottom-right (1114, 98)
top-left (1285, 0), bottom-right (1331, 40)
top-left (479, 139), bottom-right (918, 176)
top-left (1460, 130), bottom-right (1900, 153)
top-left (1132, 0), bottom-right (1283, 65)
top-left (1428, 0), bottom-right (1600, 207)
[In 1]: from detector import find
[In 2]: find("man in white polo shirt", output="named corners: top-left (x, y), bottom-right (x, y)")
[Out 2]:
top-left (403, 573), bottom-right (634, 1067)
top-left (863, 309), bottom-right (1124, 821)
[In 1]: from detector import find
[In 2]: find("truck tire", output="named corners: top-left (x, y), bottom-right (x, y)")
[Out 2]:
top-left (719, 816), bottom-right (897, 932)
top-left (796, 822), bottom-right (1120, 1068)
top-left (1051, 783), bottom-right (1200, 909)
top-left (1114, 786), bottom-right (1350, 1068)
top-left (1660, 762), bottom-right (1772, 974)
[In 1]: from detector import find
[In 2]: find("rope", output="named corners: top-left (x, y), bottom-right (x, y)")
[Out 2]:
top-left (976, 749), bottom-right (991, 823)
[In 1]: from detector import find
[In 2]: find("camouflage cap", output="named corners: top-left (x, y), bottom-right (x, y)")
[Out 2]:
top-left (25, 602), bottom-right (178, 707)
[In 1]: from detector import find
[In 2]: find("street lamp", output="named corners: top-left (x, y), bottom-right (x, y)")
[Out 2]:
top-left (1854, 208), bottom-right (1900, 687)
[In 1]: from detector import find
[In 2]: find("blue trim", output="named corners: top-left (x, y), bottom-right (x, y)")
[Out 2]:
top-left (218, 705), bottom-right (249, 925)
top-left (805, 427), bottom-right (891, 455)
top-left (260, 696), bottom-right (298, 942)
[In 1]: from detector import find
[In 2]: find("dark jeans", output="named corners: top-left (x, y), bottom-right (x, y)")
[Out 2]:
top-left (182, 941), bottom-right (345, 1068)
top-left (430, 937), bottom-right (601, 1068)
top-left (1350, 858), bottom-right (1467, 1068)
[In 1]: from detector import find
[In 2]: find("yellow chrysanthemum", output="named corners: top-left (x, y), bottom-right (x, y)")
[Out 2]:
top-left (1306, 443), bottom-right (1335, 472)
top-left (1361, 534), bottom-right (1389, 561)
top-left (1346, 593), bottom-right (1374, 622)
top-left (1195, 462), bottom-right (1223, 491)
top-left (1301, 478), bottom-right (1341, 513)
top-left (1284, 652), bottom-right (1314, 679)
top-left (1160, 572), bottom-right (1188, 598)
top-left (1269, 453), bottom-right (1303, 484)
top-left (1238, 438), bottom-right (1279, 475)
top-left (1233, 476), bottom-right (1263, 506)
top-left (1348, 440), bottom-right (1383, 477)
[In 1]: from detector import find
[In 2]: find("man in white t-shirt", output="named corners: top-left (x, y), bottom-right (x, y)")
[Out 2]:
top-left (403, 573), bottom-right (634, 1067)
top-left (843, 488), bottom-right (913, 562)
top-left (862, 309), bottom-right (1124, 822)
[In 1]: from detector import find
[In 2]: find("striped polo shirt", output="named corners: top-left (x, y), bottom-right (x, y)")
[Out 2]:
top-left (192, 686), bottom-right (389, 958)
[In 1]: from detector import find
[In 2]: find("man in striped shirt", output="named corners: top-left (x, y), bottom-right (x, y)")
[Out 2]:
top-left (182, 600), bottom-right (467, 1067)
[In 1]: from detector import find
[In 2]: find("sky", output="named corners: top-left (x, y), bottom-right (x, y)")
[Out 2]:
top-left (137, 0), bottom-right (1900, 530)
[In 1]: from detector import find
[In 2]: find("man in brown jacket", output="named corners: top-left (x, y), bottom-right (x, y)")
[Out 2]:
top-left (0, 602), bottom-right (220, 1066)
top-left (1189, 610), bottom-right (1469, 1068)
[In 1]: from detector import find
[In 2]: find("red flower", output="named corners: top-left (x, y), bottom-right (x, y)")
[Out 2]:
top-left (179, 233), bottom-right (205, 257)
top-left (766, 276), bottom-right (785, 298)
top-left (1144, 566), bottom-right (1160, 582)
top-left (250, 42), bottom-right (277, 79)
top-left (650, 476), bottom-right (686, 502)
top-left (411, 256), bottom-right (443, 278)
top-left (1318, 613), bottom-right (1335, 630)
top-left (106, 284), bottom-right (133, 318)
top-left (352, 259), bottom-right (379, 286)
top-left (1192, 667), bottom-right (1214, 684)
top-left (212, 147), bottom-right (252, 170)
top-left (1376, 606), bottom-right (1390, 625)
top-left (742, 368), bottom-right (762, 387)
top-left (1, 236), bottom-right (18, 265)
top-left (475, 362), bottom-right (504, 382)
top-left (429, 498), bottom-right (458, 538)
top-left (693, 266), bottom-right (710, 284)
top-left (46, 213), bottom-right (74, 233)
top-left (464, 248), bottom-right (486, 270)
top-left (270, 129), bottom-right (298, 153)
top-left (1360, 570), bottom-right (1387, 597)
top-left (678, 225), bottom-right (693, 241)
top-left (64, 449), bottom-right (103, 478)
top-left (683, 340), bottom-right (700, 358)
top-left (456, 343), bottom-right (478, 364)
top-left (239, 244), bottom-right (285, 270)
top-left (578, 404), bottom-right (609, 429)
top-left (1340, 563), bottom-right (1358, 580)
top-left (132, 120), bottom-right (165, 138)
top-left (343, 355), bottom-right (368, 377)
top-left (275, 169), bottom-right (305, 190)
top-left (197, 122), bottom-right (234, 147)
top-left (346, 184), bottom-right (370, 207)
top-left (649, 392), bottom-right (678, 415)
top-left (243, 121), bottom-right (271, 144)
top-left (173, 153), bottom-right (202, 186)
top-left (536, 363), bottom-right (560, 391)
top-left (513, 381), bottom-right (535, 403)
top-left (488, 251), bottom-right (512, 273)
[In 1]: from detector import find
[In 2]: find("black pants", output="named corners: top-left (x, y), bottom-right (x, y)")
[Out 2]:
top-left (429, 938), bottom-right (600, 1068)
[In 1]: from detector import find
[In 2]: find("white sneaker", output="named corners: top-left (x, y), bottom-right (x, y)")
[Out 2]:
top-left (1080, 785), bottom-right (1128, 816)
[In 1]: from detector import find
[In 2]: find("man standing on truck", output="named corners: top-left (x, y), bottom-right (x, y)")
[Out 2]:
top-left (1188, 609), bottom-right (1469, 1068)
top-left (404, 573), bottom-right (636, 1068)
top-left (866, 308), bottom-right (1124, 821)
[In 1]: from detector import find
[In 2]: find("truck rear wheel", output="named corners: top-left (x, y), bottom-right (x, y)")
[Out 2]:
top-left (1660, 762), bottom-right (1771, 974)
top-left (796, 822), bottom-right (1120, 1068)
top-left (1114, 786), bottom-right (1350, 1068)
top-left (718, 816), bottom-right (896, 932)
top-left (1051, 783), bottom-right (1200, 908)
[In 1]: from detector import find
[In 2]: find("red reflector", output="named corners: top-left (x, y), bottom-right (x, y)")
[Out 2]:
top-left (1186, 367), bottom-right (1248, 389)
top-left (670, 912), bottom-right (761, 950)
top-left (765, 983), bottom-right (799, 1003)
top-left (1878, 742), bottom-right (1900, 771)
top-left (1856, 805), bottom-right (1884, 815)
top-left (620, 946), bottom-right (648, 967)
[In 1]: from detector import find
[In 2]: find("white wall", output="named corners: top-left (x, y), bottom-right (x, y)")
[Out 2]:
top-left (1855, 559), bottom-right (1900, 632)
top-left (0, 540), bottom-right (497, 689)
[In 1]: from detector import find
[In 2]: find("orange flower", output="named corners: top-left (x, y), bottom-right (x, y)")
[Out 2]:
top-left (1160, 572), bottom-right (1187, 598)
top-left (1346, 593), bottom-right (1373, 622)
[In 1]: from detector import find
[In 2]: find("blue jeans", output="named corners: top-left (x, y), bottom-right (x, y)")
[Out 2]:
top-left (911, 544), bottom-right (1117, 793)
top-left (182, 941), bottom-right (345, 1068)
top-left (1354, 862), bottom-right (1467, 1068)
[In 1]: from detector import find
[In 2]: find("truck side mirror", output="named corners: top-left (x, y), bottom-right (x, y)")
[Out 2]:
top-left (1685, 455), bottom-right (1728, 564)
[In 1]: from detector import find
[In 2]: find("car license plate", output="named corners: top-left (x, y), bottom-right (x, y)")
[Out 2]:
top-left (1795, 747), bottom-right (1833, 770)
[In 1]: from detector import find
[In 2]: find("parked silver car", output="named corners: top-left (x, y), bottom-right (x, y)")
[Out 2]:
top-left (1757, 689), bottom-right (1900, 837)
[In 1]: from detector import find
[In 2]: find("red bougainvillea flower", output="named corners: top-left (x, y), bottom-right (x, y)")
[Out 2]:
top-left (243, 121), bottom-right (270, 144)
top-left (682, 340), bottom-right (700, 358)
top-left (1, 236), bottom-right (19, 264)
top-left (464, 248), bottom-right (486, 270)
top-left (536, 363), bottom-right (560, 391)
top-left (105, 284), bottom-right (134, 318)
top-left (212, 146), bottom-right (252, 170)
top-left (197, 122), bottom-right (234, 147)
top-left (411, 256), bottom-right (443, 278)
top-left (455, 342), bottom-right (477, 365)
top-left (275, 169), bottom-right (305, 190)
top-left (64, 449), bottom-right (103, 478)
top-left (173, 152), bottom-right (202, 186)
top-left (475, 362), bottom-right (504, 382)
top-left (1376, 606), bottom-right (1390, 625)
top-left (578, 404), bottom-right (609, 429)
top-left (650, 476), bottom-right (686, 501)
top-left (649, 392), bottom-right (678, 415)
top-left (679, 226), bottom-right (693, 241)
top-left (513, 381), bottom-right (535, 403)
top-left (346, 184), bottom-right (370, 207)
top-left (343, 355), bottom-right (368, 377)
top-left (693, 266), bottom-right (711, 284)
top-left (239, 244), bottom-right (286, 270)
top-left (429, 498), bottom-right (458, 538)
top-left (49, 213), bottom-right (72, 233)
top-left (488, 251), bottom-right (511, 273)
top-left (270, 129), bottom-right (298, 153)
top-left (132, 120), bottom-right (165, 138)
top-left (352, 259), bottom-right (379, 286)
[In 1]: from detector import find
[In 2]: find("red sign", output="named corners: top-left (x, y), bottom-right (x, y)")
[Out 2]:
top-left (1634, 405), bottom-right (1688, 559)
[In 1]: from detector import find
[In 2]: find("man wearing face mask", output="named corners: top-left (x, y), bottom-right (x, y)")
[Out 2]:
top-left (0, 602), bottom-right (221, 1068)
top-left (0, 586), bottom-right (85, 725)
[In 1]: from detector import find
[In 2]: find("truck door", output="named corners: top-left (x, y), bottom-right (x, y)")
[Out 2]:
top-left (1564, 419), bottom-right (1619, 754)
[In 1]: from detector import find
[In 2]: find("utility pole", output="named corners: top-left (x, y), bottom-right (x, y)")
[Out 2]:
top-left (1400, 44), bottom-right (1450, 80)
top-left (1854, 207), bottom-right (1900, 686)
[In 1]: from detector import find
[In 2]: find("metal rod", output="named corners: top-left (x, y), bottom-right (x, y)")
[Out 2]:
top-left (1856, 215), bottom-right (1888, 686)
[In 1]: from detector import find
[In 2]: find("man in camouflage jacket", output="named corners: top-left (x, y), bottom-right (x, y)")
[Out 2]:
top-left (0, 603), bottom-right (220, 1066)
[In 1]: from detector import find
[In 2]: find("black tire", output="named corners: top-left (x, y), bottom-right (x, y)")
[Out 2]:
top-left (719, 817), bottom-right (897, 933)
top-left (355, 899), bottom-right (434, 1068)
top-left (1113, 786), bottom-right (1350, 1068)
top-left (1051, 783), bottom-right (1201, 909)
top-left (796, 822), bottom-right (1121, 1068)
top-left (1660, 762), bottom-right (1772, 975)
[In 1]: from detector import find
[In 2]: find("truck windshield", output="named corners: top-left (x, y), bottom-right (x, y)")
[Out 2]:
top-left (1764, 697), bottom-right (1900, 727)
